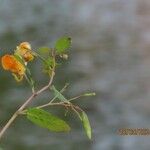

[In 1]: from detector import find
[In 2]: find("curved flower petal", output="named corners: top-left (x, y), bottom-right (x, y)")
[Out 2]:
top-left (1, 54), bottom-right (25, 81)
top-left (15, 42), bottom-right (34, 62)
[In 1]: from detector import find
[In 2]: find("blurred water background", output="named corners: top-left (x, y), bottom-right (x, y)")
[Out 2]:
top-left (1, 0), bottom-right (150, 149)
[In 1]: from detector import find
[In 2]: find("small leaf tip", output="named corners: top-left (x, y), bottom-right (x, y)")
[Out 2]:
top-left (84, 92), bottom-right (96, 97)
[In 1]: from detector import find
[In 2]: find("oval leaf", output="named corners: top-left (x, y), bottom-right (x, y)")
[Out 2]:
top-left (38, 47), bottom-right (51, 56)
top-left (26, 108), bottom-right (70, 132)
top-left (81, 111), bottom-right (92, 139)
top-left (55, 37), bottom-right (71, 54)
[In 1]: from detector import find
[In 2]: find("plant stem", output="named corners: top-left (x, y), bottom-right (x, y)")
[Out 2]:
top-left (68, 92), bottom-right (96, 102)
top-left (36, 101), bottom-right (83, 112)
top-left (0, 71), bottom-right (55, 140)
top-left (24, 74), bottom-right (35, 93)
top-left (48, 83), bottom-right (69, 104)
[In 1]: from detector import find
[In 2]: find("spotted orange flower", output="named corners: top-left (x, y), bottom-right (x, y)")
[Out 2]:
top-left (1, 54), bottom-right (25, 81)
top-left (15, 42), bottom-right (34, 62)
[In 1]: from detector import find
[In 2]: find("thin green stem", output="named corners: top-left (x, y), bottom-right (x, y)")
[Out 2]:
top-left (71, 106), bottom-right (82, 120)
top-left (36, 101), bottom-right (83, 113)
top-left (24, 74), bottom-right (35, 93)
top-left (68, 94), bottom-right (84, 102)
top-left (49, 83), bottom-right (69, 104)
top-left (24, 74), bottom-right (31, 85)
top-left (68, 92), bottom-right (96, 102)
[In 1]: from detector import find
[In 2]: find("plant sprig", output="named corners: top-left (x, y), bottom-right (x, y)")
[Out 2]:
top-left (0, 37), bottom-right (95, 143)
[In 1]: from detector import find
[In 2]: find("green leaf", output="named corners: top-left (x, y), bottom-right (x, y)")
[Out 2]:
top-left (83, 92), bottom-right (96, 97)
top-left (26, 108), bottom-right (70, 132)
top-left (81, 111), bottom-right (92, 139)
top-left (24, 66), bottom-right (35, 92)
top-left (42, 57), bottom-right (55, 76)
top-left (38, 47), bottom-right (51, 56)
top-left (51, 85), bottom-right (68, 102)
top-left (44, 57), bottom-right (54, 69)
top-left (55, 37), bottom-right (71, 54)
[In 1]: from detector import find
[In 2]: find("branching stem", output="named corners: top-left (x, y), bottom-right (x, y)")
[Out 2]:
top-left (0, 71), bottom-right (55, 140)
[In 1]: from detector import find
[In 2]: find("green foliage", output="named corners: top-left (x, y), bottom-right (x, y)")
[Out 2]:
top-left (83, 92), bottom-right (96, 97)
top-left (38, 47), bottom-right (52, 56)
top-left (37, 47), bottom-right (56, 76)
top-left (42, 57), bottom-right (54, 75)
top-left (81, 111), bottom-right (92, 139)
top-left (55, 37), bottom-right (71, 54)
top-left (26, 108), bottom-right (70, 132)
top-left (51, 85), bottom-right (68, 102)
top-left (0, 39), bottom-right (94, 143)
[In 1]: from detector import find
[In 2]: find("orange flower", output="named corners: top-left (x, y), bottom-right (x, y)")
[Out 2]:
top-left (1, 54), bottom-right (25, 81)
top-left (15, 42), bottom-right (34, 62)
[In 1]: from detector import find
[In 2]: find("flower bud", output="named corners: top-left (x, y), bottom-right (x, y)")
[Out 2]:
top-left (15, 42), bottom-right (34, 62)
